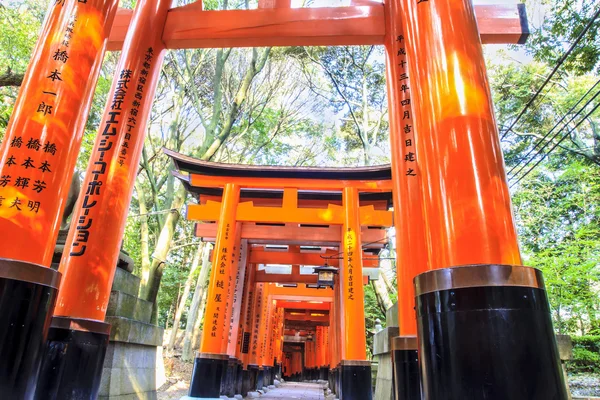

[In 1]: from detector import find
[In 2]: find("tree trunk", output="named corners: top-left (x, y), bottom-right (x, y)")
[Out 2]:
top-left (380, 269), bottom-right (397, 295)
top-left (192, 283), bottom-right (210, 352)
top-left (139, 185), bottom-right (187, 323)
top-left (372, 278), bottom-right (393, 311)
top-left (135, 182), bottom-right (151, 277)
top-left (200, 48), bottom-right (271, 161)
top-left (165, 301), bottom-right (174, 332)
top-left (167, 242), bottom-right (204, 352)
top-left (182, 242), bottom-right (212, 362)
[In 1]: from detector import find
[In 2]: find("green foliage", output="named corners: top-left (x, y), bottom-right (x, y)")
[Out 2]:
top-left (572, 335), bottom-right (600, 352)
top-left (568, 336), bottom-right (600, 373)
top-left (489, 60), bottom-right (600, 168)
top-left (364, 284), bottom-right (386, 359)
top-left (0, 0), bottom-right (44, 72)
top-left (525, 0), bottom-right (600, 75)
top-left (512, 161), bottom-right (600, 334)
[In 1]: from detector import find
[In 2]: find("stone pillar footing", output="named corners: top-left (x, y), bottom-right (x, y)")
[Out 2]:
top-left (0, 259), bottom-right (61, 399)
top-left (189, 353), bottom-right (229, 398)
top-left (35, 317), bottom-right (111, 400)
top-left (339, 360), bottom-right (373, 400)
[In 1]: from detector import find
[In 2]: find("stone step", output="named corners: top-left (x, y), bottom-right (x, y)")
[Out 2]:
top-left (111, 267), bottom-right (141, 297)
top-left (106, 316), bottom-right (163, 347)
top-left (107, 291), bottom-right (153, 324)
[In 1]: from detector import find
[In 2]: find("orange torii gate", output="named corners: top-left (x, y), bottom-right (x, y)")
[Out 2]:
top-left (0, 0), bottom-right (569, 399)
top-left (168, 151), bottom-right (392, 397)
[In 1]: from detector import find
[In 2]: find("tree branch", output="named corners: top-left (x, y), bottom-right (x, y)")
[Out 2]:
top-left (0, 69), bottom-right (24, 87)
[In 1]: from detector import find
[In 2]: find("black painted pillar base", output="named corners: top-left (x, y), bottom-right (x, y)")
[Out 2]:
top-left (220, 357), bottom-right (237, 397)
top-left (328, 368), bottom-right (335, 393)
top-left (264, 366), bottom-right (272, 386)
top-left (189, 353), bottom-right (229, 398)
top-left (275, 362), bottom-right (281, 381)
top-left (242, 364), bottom-right (258, 396)
top-left (35, 317), bottom-right (110, 400)
top-left (256, 367), bottom-right (265, 390)
top-left (0, 259), bottom-right (61, 400)
top-left (339, 360), bottom-right (373, 400)
top-left (234, 361), bottom-right (243, 395)
top-left (392, 336), bottom-right (421, 400)
top-left (415, 264), bottom-right (569, 400)
top-left (320, 366), bottom-right (328, 381)
top-left (332, 367), bottom-right (339, 395)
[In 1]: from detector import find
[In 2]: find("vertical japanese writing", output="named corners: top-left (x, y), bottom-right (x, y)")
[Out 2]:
top-left (252, 284), bottom-right (263, 357)
top-left (0, 4), bottom-right (81, 218)
top-left (396, 35), bottom-right (418, 177)
top-left (120, 47), bottom-right (154, 167)
top-left (345, 228), bottom-right (356, 301)
top-left (69, 69), bottom-right (132, 257)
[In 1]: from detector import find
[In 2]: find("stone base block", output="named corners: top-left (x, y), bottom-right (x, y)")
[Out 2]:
top-left (99, 393), bottom-right (157, 400)
top-left (99, 342), bottom-right (166, 399)
top-left (373, 353), bottom-right (393, 400)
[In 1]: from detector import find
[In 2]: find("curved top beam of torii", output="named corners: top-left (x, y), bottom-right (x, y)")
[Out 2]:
top-left (107, 2), bottom-right (528, 51)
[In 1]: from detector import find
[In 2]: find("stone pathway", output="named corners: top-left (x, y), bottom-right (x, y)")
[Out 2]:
top-left (258, 382), bottom-right (326, 399)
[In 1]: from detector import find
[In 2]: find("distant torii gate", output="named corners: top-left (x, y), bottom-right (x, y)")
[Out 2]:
top-left (0, 0), bottom-right (568, 399)
top-left (167, 151), bottom-right (393, 398)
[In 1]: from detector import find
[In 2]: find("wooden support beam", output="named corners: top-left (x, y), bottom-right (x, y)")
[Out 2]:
top-left (198, 194), bottom-right (390, 210)
top-left (285, 313), bottom-right (329, 323)
top-left (286, 321), bottom-right (329, 329)
top-left (190, 174), bottom-right (393, 192)
top-left (269, 286), bottom-right (333, 302)
top-left (277, 301), bottom-right (330, 311)
top-left (188, 200), bottom-right (392, 227)
top-left (196, 223), bottom-right (387, 247)
top-left (255, 269), bottom-right (369, 284)
top-left (107, 4), bottom-right (528, 51)
top-left (249, 249), bottom-right (379, 268)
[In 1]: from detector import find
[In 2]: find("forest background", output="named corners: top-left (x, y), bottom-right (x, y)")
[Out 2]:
top-left (1, 0), bottom-right (599, 370)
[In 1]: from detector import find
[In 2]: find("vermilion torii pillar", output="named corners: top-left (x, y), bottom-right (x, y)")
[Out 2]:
top-left (189, 183), bottom-right (240, 399)
top-left (239, 262), bottom-right (258, 397)
top-left (246, 280), bottom-right (264, 393)
top-left (384, 0), bottom-right (427, 398)
top-left (221, 230), bottom-right (245, 397)
top-left (0, 1), bottom-right (119, 397)
top-left (32, 0), bottom-right (173, 398)
top-left (398, 0), bottom-right (568, 398)
top-left (339, 187), bottom-right (371, 400)
top-left (228, 238), bottom-right (248, 397)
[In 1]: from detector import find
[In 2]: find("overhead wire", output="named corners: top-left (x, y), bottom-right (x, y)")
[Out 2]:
top-left (500, 6), bottom-right (600, 140)
top-left (510, 101), bottom-right (600, 188)
top-left (508, 78), bottom-right (600, 183)
top-left (506, 77), bottom-right (600, 178)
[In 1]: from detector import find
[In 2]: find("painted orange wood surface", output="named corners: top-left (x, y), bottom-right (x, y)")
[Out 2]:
top-left (0, 0), bottom-right (119, 266)
top-left (108, 4), bottom-right (527, 50)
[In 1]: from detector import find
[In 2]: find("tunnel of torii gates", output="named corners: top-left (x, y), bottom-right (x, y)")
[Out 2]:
top-left (0, 0), bottom-right (572, 398)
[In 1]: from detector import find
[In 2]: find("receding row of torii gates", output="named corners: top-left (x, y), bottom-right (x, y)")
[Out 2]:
top-left (0, 0), bottom-right (569, 399)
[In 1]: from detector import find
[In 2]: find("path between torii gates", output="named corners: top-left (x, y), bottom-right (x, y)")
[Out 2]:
top-left (258, 382), bottom-right (326, 399)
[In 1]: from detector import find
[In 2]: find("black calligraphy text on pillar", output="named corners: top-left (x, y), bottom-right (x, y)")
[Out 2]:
top-left (70, 47), bottom-right (155, 257)
top-left (395, 35), bottom-right (418, 178)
